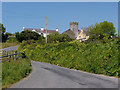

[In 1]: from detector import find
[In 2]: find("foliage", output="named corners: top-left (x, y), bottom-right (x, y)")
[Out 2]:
top-left (2, 33), bottom-right (8, 42)
top-left (0, 23), bottom-right (6, 34)
top-left (1, 43), bottom-right (18, 49)
top-left (5, 32), bottom-right (12, 36)
top-left (19, 38), bottom-right (119, 77)
top-left (15, 31), bottom-right (44, 42)
top-left (7, 37), bottom-right (19, 43)
top-left (1, 37), bottom-right (19, 49)
top-left (0, 23), bottom-right (8, 42)
top-left (89, 21), bottom-right (116, 40)
top-left (2, 58), bottom-right (32, 88)
top-left (47, 32), bottom-right (73, 43)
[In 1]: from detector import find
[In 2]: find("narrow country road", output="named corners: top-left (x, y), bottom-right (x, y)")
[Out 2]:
top-left (0, 46), bottom-right (19, 51)
top-left (10, 61), bottom-right (118, 88)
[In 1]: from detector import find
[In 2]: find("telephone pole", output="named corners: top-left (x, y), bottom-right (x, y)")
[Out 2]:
top-left (46, 16), bottom-right (47, 43)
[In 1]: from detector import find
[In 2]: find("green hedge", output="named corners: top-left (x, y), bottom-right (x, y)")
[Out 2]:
top-left (19, 38), bottom-right (119, 77)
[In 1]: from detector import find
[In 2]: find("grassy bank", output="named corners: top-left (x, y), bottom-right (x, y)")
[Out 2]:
top-left (1, 37), bottom-right (19, 49)
top-left (19, 39), bottom-right (119, 77)
top-left (1, 43), bottom-right (18, 49)
top-left (2, 58), bottom-right (32, 88)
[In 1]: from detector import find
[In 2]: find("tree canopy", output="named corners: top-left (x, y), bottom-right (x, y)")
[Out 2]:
top-left (47, 32), bottom-right (73, 43)
top-left (0, 23), bottom-right (6, 34)
top-left (16, 30), bottom-right (43, 42)
top-left (89, 21), bottom-right (116, 40)
top-left (0, 23), bottom-right (8, 42)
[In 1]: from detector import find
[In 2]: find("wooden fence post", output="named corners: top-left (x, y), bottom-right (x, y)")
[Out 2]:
top-left (14, 51), bottom-right (16, 61)
top-left (9, 55), bottom-right (11, 63)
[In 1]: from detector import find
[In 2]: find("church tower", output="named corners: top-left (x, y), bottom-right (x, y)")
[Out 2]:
top-left (70, 22), bottom-right (78, 38)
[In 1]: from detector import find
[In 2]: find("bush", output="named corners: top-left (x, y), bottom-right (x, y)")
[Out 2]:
top-left (16, 31), bottom-right (44, 42)
top-left (1, 33), bottom-right (8, 42)
top-left (47, 32), bottom-right (73, 43)
top-left (19, 38), bottom-right (119, 77)
top-left (7, 37), bottom-right (19, 43)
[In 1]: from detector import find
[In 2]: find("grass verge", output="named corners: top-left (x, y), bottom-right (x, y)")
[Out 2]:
top-left (1, 43), bottom-right (18, 49)
top-left (2, 57), bottom-right (32, 88)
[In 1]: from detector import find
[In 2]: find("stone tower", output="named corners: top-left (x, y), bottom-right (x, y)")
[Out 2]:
top-left (70, 22), bottom-right (78, 38)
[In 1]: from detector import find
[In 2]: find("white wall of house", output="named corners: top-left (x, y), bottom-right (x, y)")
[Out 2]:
top-left (43, 33), bottom-right (49, 37)
top-left (22, 27), bottom-right (25, 31)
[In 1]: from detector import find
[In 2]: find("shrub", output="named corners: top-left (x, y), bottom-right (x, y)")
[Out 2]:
top-left (47, 32), bottom-right (73, 43)
top-left (15, 31), bottom-right (44, 42)
top-left (19, 38), bottom-right (119, 77)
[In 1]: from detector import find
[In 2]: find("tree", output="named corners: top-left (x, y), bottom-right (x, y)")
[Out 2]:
top-left (0, 23), bottom-right (8, 42)
top-left (0, 23), bottom-right (6, 34)
top-left (5, 32), bottom-right (12, 36)
top-left (47, 32), bottom-right (73, 43)
top-left (15, 30), bottom-right (43, 42)
top-left (89, 21), bottom-right (116, 40)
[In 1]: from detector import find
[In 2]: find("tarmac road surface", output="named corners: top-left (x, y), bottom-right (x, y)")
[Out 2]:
top-left (0, 46), bottom-right (19, 51)
top-left (10, 61), bottom-right (118, 88)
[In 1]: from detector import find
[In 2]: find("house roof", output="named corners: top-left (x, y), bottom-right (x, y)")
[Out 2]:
top-left (62, 29), bottom-right (76, 39)
top-left (23, 28), bottom-right (42, 33)
top-left (42, 30), bottom-right (57, 33)
top-left (23, 28), bottom-right (57, 33)
top-left (63, 29), bottom-right (89, 39)
top-left (78, 30), bottom-right (88, 34)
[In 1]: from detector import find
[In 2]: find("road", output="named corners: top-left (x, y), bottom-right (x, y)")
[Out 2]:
top-left (0, 46), bottom-right (19, 51)
top-left (10, 61), bottom-right (118, 88)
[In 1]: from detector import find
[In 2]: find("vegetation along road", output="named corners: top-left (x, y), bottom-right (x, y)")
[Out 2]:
top-left (10, 61), bottom-right (118, 88)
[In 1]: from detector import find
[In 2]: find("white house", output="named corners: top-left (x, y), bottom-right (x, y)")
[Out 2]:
top-left (22, 27), bottom-right (59, 37)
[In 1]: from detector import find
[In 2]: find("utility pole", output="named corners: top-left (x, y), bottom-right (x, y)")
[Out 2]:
top-left (46, 16), bottom-right (47, 43)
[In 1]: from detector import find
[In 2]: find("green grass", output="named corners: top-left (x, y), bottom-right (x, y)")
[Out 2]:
top-left (1, 43), bottom-right (18, 49)
top-left (2, 57), bottom-right (32, 88)
top-left (0, 64), bottom-right (2, 89)
top-left (19, 38), bottom-right (119, 78)
top-left (0, 37), bottom-right (19, 49)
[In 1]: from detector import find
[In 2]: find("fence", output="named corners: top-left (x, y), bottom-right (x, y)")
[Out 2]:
top-left (0, 50), bottom-right (25, 63)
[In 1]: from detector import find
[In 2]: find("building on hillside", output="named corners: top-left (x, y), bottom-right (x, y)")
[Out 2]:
top-left (76, 29), bottom-right (89, 42)
top-left (62, 22), bottom-right (90, 41)
top-left (22, 27), bottom-right (58, 37)
top-left (62, 22), bottom-right (78, 39)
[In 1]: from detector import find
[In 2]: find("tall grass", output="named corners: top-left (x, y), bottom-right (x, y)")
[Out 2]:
top-left (2, 58), bottom-right (32, 88)
top-left (1, 37), bottom-right (19, 49)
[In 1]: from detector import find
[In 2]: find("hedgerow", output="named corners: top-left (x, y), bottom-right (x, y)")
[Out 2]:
top-left (19, 38), bottom-right (120, 77)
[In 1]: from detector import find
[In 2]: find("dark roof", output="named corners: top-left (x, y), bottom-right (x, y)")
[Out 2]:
top-left (62, 29), bottom-right (75, 39)
top-left (23, 28), bottom-right (57, 33)
top-left (42, 30), bottom-right (57, 33)
top-left (24, 28), bottom-right (42, 33)
top-left (78, 30), bottom-right (89, 35)
top-left (63, 29), bottom-right (89, 39)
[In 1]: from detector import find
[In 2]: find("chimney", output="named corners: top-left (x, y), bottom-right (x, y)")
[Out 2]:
top-left (41, 27), bottom-right (44, 31)
top-left (56, 28), bottom-right (58, 32)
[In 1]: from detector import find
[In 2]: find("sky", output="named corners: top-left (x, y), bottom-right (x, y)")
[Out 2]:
top-left (1, 0), bottom-right (120, 2)
top-left (2, 2), bottom-right (118, 34)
